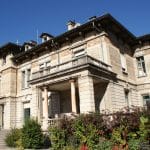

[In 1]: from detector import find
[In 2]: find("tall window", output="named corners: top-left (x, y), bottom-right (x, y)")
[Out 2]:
top-left (142, 94), bottom-right (150, 109)
top-left (22, 71), bottom-right (25, 89)
top-left (24, 108), bottom-right (30, 121)
top-left (124, 90), bottom-right (129, 107)
top-left (27, 69), bottom-right (31, 87)
top-left (22, 69), bottom-right (31, 89)
top-left (136, 56), bottom-right (146, 77)
top-left (120, 53), bottom-right (127, 72)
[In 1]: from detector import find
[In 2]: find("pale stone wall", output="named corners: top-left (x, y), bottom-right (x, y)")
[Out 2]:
top-left (78, 75), bottom-right (95, 113)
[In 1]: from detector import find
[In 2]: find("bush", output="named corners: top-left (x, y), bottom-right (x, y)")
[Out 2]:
top-left (21, 119), bottom-right (44, 149)
top-left (5, 128), bottom-right (21, 147)
top-left (49, 126), bottom-right (66, 150)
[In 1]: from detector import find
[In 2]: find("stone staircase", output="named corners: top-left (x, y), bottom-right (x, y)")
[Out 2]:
top-left (0, 129), bottom-right (9, 149)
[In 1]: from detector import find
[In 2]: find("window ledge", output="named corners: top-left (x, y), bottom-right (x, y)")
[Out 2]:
top-left (137, 73), bottom-right (147, 78)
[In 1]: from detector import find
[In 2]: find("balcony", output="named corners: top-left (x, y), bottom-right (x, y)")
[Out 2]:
top-left (31, 55), bottom-right (112, 80)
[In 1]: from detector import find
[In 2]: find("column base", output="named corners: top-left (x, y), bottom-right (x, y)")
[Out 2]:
top-left (42, 119), bottom-right (48, 131)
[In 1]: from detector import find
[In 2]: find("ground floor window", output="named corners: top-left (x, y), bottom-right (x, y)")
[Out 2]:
top-left (142, 94), bottom-right (150, 109)
top-left (24, 108), bottom-right (30, 121)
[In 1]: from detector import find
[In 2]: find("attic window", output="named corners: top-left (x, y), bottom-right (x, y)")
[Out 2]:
top-left (2, 55), bottom-right (6, 66)
top-left (43, 37), bottom-right (47, 42)
top-left (25, 45), bottom-right (30, 51)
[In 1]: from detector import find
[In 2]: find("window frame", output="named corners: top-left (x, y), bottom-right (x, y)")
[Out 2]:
top-left (136, 56), bottom-right (146, 77)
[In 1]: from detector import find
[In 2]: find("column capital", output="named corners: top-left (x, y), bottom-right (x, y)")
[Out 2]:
top-left (69, 79), bottom-right (76, 83)
top-left (41, 85), bottom-right (49, 91)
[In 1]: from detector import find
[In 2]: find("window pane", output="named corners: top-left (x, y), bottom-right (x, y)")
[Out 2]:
top-left (22, 71), bottom-right (25, 88)
top-left (136, 56), bottom-right (146, 76)
top-left (27, 69), bottom-right (31, 87)
top-left (24, 108), bottom-right (30, 121)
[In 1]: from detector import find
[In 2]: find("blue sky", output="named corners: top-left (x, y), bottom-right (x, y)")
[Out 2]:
top-left (0, 0), bottom-right (149, 45)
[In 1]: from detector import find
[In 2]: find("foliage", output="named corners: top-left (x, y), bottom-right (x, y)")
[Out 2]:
top-left (128, 139), bottom-right (140, 150)
top-left (21, 119), bottom-right (44, 149)
top-left (49, 126), bottom-right (66, 150)
top-left (73, 115), bottom-right (100, 150)
top-left (48, 108), bottom-right (150, 149)
top-left (5, 128), bottom-right (21, 147)
top-left (96, 138), bottom-right (113, 150)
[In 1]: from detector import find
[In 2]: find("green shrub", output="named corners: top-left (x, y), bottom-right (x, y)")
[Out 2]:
top-left (128, 139), bottom-right (140, 150)
top-left (73, 116), bottom-right (99, 150)
top-left (49, 126), bottom-right (66, 150)
top-left (96, 139), bottom-right (112, 150)
top-left (21, 119), bottom-right (44, 149)
top-left (5, 128), bottom-right (21, 147)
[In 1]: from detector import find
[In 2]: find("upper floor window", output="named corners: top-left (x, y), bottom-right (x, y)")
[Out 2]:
top-left (120, 53), bottom-right (127, 73)
top-left (74, 49), bottom-right (85, 57)
top-left (22, 69), bottom-right (31, 89)
top-left (22, 71), bottom-right (26, 89)
top-left (142, 94), bottom-right (150, 109)
top-left (136, 56), bottom-right (146, 77)
top-left (27, 69), bottom-right (31, 87)
top-left (39, 61), bottom-right (51, 70)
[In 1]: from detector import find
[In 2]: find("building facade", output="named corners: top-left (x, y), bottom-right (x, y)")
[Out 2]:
top-left (0, 14), bottom-right (149, 129)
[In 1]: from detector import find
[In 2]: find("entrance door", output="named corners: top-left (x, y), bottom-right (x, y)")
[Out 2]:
top-left (0, 105), bottom-right (4, 129)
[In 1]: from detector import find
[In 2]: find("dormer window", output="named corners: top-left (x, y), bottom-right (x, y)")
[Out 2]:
top-left (25, 45), bottom-right (30, 51)
top-left (2, 55), bottom-right (6, 66)
top-left (40, 33), bottom-right (53, 43)
top-left (24, 41), bottom-right (37, 51)
top-left (43, 37), bottom-right (47, 42)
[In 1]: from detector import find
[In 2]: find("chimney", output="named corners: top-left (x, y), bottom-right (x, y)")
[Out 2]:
top-left (67, 20), bottom-right (80, 31)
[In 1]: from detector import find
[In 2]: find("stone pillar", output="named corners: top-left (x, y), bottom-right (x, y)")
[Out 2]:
top-left (70, 80), bottom-right (77, 113)
top-left (0, 105), bottom-right (3, 129)
top-left (78, 76), bottom-right (95, 113)
top-left (42, 86), bottom-right (49, 130)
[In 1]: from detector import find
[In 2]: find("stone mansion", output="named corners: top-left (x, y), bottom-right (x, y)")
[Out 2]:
top-left (0, 13), bottom-right (150, 130)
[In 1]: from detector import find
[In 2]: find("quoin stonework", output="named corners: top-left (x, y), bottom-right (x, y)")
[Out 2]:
top-left (0, 13), bottom-right (149, 130)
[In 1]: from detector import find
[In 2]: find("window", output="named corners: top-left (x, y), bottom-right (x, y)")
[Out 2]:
top-left (46, 61), bottom-right (51, 67)
top-left (39, 63), bottom-right (45, 69)
top-left (27, 69), bottom-right (31, 87)
top-left (2, 55), bottom-right (6, 66)
top-left (22, 71), bottom-right (25, 89)
top-left (124, 89), bottom-right (129, 107)
top-left (24, 108), bottom-right (30, 121)
top-left (136, 56), bottom-right (146, 77)
top-left (22, 69), bottom-right (31, 89)
top-left (120, 53), bottom-right (127, 73)
top-left (142, 94), bottom-right (150, 109)
top-left (74, 49), bottom-right (85, 57)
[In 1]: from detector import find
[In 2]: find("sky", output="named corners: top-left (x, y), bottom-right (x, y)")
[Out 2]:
top-left (0, 0), bottom-right (150, 45)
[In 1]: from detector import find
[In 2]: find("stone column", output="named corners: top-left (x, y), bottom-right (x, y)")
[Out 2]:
top-left (0, 105), bottom-right (3, 129)
top-left (42, 86), bottom-right (49, 130)
top-left (70, 80), bottom-right (77, 113)
top-left (78, 76), bottom-right (95, 113)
